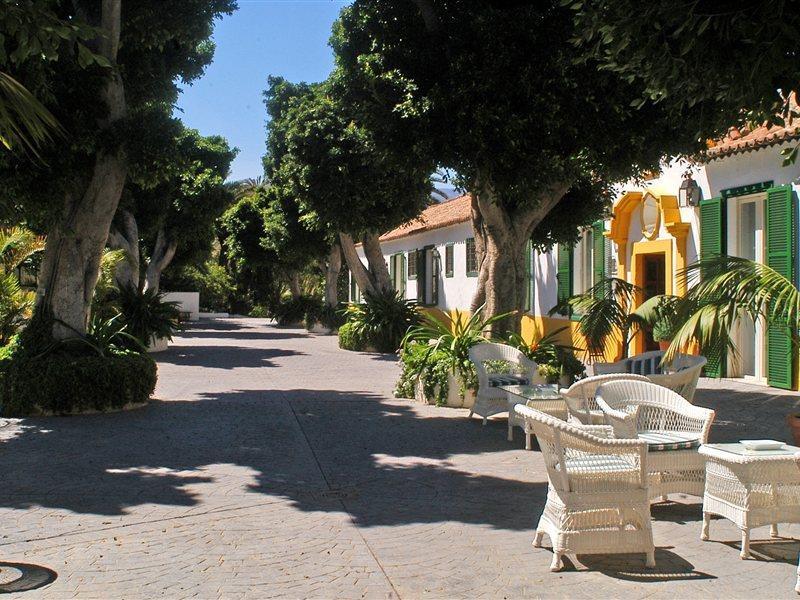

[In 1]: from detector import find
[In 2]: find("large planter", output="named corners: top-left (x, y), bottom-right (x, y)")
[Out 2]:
top-left (414, 373), bottom-right (476, 408)
top-left (658, 340), bottom-right (672, 351)
top-left (307, 322), bottom-right (334, 335)
top-left (147, 335), bottom-right (169, 353)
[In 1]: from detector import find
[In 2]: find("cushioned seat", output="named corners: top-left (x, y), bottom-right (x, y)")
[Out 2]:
top-left (639, 430), bottom-right (701, 452)
top-left (488, 374), bottom-right (530, 388)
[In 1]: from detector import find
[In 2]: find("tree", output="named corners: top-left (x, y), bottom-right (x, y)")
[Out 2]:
top-left (264, 76), bottom-right (434, 298)
top-left (109, 122), bottom-right (237, 294)
top-left (0, 0), bottom-right (236, 340)
top-left (568, 0), bottom-right (800, 162)
top-left (332, 1), bottom-right (705, 333)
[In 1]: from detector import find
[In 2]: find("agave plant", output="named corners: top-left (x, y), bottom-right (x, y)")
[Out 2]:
top-left (344, 289), bottom-right (419, 352)
top-left (117, 286), bottom-right (181, 345)
top-left (401, 304), bottom-right (512, 386)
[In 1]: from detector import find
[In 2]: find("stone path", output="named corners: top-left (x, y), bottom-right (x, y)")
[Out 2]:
top-left (1, 317), bottom-right (799, 598)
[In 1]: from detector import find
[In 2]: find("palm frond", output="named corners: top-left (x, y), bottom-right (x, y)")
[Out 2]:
top-left (0, 72), bottom-right (64, 158)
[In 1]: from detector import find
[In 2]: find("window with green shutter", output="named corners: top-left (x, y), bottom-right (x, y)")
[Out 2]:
top-left (466, 237), bottom-right (478, 276)
top-left (407, 250), bottom-right (417, 279)
top-left (556, 243), bottom-right (573, 315)
top-left (766, 185), bottom-right (796, 389)
top-left (592, 221), bottom-right (606, 296)
top-left (445, 244), bottom-right (454, 277)
top-left (699, 196), bottom-right (726, 377)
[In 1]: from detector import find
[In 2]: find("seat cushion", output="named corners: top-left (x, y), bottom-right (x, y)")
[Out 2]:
top-left (639, 430), bottom-right (701, 452)
top-left (488, 374), bottom-right (530, 388)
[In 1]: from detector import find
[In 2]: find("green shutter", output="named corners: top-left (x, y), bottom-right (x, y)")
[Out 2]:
top-left (592, 221), bottom-right (606, 296)
top-left (389, 254), bottom-right (396, 290)
top-left (766, 185), bottom-right (796, 389)
top-left (524, 240), bottom-right (533, 312)
top-left (401, 254), bottom-right (407, 298)
top-left (699, 196), bottom-right (726, 377)
top-left (556, 243), bottom-right (573, 315)
top-left (417, 248), bottom-right (427, 304)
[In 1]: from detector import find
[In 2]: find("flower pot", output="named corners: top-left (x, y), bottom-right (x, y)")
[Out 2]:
top-left (658, 340), bottom-right (672, 351)
top-left (786, 413), bottom-right (800, 446)
top-left (307, 322), bottom-right (333, 335)
top-left (413, 373), bottom-right (475, 408)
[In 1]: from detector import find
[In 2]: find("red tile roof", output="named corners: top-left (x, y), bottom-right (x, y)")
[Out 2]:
top-left (379, 194), bottom-right (472, 242)
top-left (706, 122), bottom-right (800, 159)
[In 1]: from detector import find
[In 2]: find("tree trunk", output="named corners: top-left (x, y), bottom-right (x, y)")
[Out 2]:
top-left (288, 272), bottom-right (302, 299)
top-left (339, 232), bottom-right (375, 297)
top-left (107, 209), bottom-right (140, 291)
top-left (143, 227), bottom-right (177, 294)
top-left (361, 231), bottom-right (392, 293)
top-left (324, 243), bottom-right (342, 308)
top-left (469, 179), bottom-right (570, 336)
top-left (35, 0), bottom-right (126, 339)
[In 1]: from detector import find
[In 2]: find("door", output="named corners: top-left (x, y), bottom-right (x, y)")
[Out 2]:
top-left (431, 250), bottom-right (441, 306)
top-left (642, 253), bottom-right (666, 351)
top-left (736, 196), bottom-right (767, 382)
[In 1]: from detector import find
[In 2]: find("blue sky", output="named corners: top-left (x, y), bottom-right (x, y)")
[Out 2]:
top-left (175, 0), bottom-right (348, 182)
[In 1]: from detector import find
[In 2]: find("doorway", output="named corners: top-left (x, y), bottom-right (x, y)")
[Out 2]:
top-left (642, 253), bottom-right (666, 352)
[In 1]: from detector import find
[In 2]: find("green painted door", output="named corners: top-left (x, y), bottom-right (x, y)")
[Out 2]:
top-left (556, 243), bottom-right (573, 315)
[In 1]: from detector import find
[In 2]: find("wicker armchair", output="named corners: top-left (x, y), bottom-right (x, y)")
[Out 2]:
top-left (594, 351), bottom-right (707, 402)
top-left (595, 380), bottom-right (715, 500)
top-left (468, 343), bottom-right (540, 425)
top-left (560, 373), bottom-right (650, 425)
top-left (515, 405), bottom-right (655, 571)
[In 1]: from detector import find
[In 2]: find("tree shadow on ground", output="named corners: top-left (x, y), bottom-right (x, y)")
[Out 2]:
top-left (156, 347), bottom-right (304, 369)
top-left (178, 330), bottom-right (308, 341)
top-left (0, 389), bottom-right (544, 530)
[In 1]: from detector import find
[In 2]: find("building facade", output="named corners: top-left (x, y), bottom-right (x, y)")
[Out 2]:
top-left (352, 123), bottom-right (800, 390)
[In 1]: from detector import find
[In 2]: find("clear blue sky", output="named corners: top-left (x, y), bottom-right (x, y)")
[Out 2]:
top-left (175, 0), bottom-right (348, 182)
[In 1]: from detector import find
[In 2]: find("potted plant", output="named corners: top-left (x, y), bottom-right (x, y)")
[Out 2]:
top-left (117, 286), bottom-right (181, 352)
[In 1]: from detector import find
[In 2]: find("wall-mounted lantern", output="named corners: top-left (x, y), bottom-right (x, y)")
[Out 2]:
top-left (678, 173), bottom-right (702, 207)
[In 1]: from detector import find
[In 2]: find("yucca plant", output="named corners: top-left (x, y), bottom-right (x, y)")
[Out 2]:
top-left (345, 289), bottom-right (419, 352)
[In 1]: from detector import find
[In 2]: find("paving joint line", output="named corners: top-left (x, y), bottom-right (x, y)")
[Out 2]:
top-left (287, 397), bottom-right (402, 600)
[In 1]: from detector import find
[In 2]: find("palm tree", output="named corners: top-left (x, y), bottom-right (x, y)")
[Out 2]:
top-left (0, 227), bottom-right (46, 344)
top-left (0, 72), bottom-right (63, 158)
top-left (664, 255), bottom-right (798, 365)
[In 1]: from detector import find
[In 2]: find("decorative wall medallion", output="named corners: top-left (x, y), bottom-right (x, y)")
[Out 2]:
top-left (640, 193), bottom-right (660, 240)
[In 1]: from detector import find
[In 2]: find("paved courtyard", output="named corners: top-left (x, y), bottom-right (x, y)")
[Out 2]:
top-left (1, 317), bottom-right (800, 598)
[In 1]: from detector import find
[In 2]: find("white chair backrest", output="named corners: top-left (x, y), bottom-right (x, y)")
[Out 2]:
top-left (560, 373), bottom-right (650, 423)
top-left (469, 342), bottom-right (537, 391)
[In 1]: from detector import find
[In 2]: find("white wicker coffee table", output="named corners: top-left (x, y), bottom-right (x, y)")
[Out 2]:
top-left (502, 384), bottom-right (566, 450)
top-left (699, 442), bottom-right (800, 558)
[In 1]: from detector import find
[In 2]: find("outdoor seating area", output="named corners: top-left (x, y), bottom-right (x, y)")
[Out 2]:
top-left (464, 342), bottom-right (800, 592)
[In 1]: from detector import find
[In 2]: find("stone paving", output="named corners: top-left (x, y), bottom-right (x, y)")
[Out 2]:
top-left (1, 317), bottom-right (800, 598)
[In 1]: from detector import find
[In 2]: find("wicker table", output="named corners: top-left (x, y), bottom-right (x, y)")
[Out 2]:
top-left (502, 384), bottom-right (566, 450)
top-left (699, 442), bottom-right (800, 558)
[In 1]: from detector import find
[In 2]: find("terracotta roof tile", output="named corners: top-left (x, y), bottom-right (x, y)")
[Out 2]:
top-left (706, 122), bottom-right (800, 159)
top-left (379, 194), bottom-right (472, 242)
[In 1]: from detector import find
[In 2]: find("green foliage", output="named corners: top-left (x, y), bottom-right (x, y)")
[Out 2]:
top-left (163, 262), bottom-right (234, 312)
top-left (305, 303), bottom-right (346, 331)
top-left (117, 286), bottom-right (181, 345)
top-left (395, 344), bottom-right (451, 406)
top-left (538, 364), bottom-right (561, 384)
top-left (53, 314), bottom-right (144, 358)
top-left (249, 305), bottom-right (270, 318)
top-left (338, 321), bottom-right (368, 351)
top-left (505, 327), bottom-right (585, 384)
top-left (343, 289), bottom-right (419, 353)
top-left (0, 226), bottom-right (44, 344)
top-left (273, 295), bottom-right (323, 327)
top-left (0, 345), bottom-right (157, 416)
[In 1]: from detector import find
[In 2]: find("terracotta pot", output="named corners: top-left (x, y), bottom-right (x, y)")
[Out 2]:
top-left (786, 413), bottom-right (800, 446)
top-left (658, 340), bottom-right (671, 351)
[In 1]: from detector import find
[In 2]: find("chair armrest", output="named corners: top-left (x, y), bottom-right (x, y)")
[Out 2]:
top-left (574, 424), bottom-right (615, 438)
top-left (595, 397), bottom-right (638, 439)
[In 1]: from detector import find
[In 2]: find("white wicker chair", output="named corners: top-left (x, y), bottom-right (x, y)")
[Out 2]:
top-left (560, 373), bottom-right (650, 425)
top-left (594, 351), bottom-right (707, 402)
top-left (468, 343), bottom-right (540, 425)
top-left (596, 380), bottom-right (715, 500)
top-left (515, 405), bottom-right (655, 571)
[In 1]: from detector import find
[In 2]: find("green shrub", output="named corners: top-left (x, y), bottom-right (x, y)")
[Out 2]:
top-left (338, 321), bottom-right (369, 351)
top-left (162, 262), bottom-right (234, 312)
top-left (505, 328), bottom-right (585, 384)
top-left (343, 289), bottom-right (419, 353)
top-left (305, 303), bottom-right (347, 331)
top-left (0, 348), bottom-right (157, 416)
top-left (273, 295), bottom-right (323, 326)
top-left (249, 305), bottom-right (270, 318)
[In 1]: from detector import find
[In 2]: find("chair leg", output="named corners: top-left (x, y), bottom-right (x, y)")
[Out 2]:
top-left (549, 551), bottom-right (563, 572)
top-left (771, 523), bottom-right (779, 538)
top-left (645, 550), bottom-right (656, 568)
top-left (701, 512), bottom-right (710, 541)
top-left (507, 421), bottom-right (514, 441)
top-left (482, 416), bottom-right (488, 426)
top-left (525, 432), bottom-right (532, 450)
top-left (740, 529), bottom-right (750, 559)
top-left (532, 530), bottom-right (544, 548)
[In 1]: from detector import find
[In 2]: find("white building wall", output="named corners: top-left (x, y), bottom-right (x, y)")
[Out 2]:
top-left (354, 221), bottom-right (477, 311)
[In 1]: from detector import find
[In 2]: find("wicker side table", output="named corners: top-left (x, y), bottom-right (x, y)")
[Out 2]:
top-left (502, 384), bottom-right (566, 450)
top-left (699, 443), bottom-right (800, 559)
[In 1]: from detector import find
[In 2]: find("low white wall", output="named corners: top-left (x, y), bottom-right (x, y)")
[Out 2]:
top-left (163, 292), bottom-right (200, 321)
